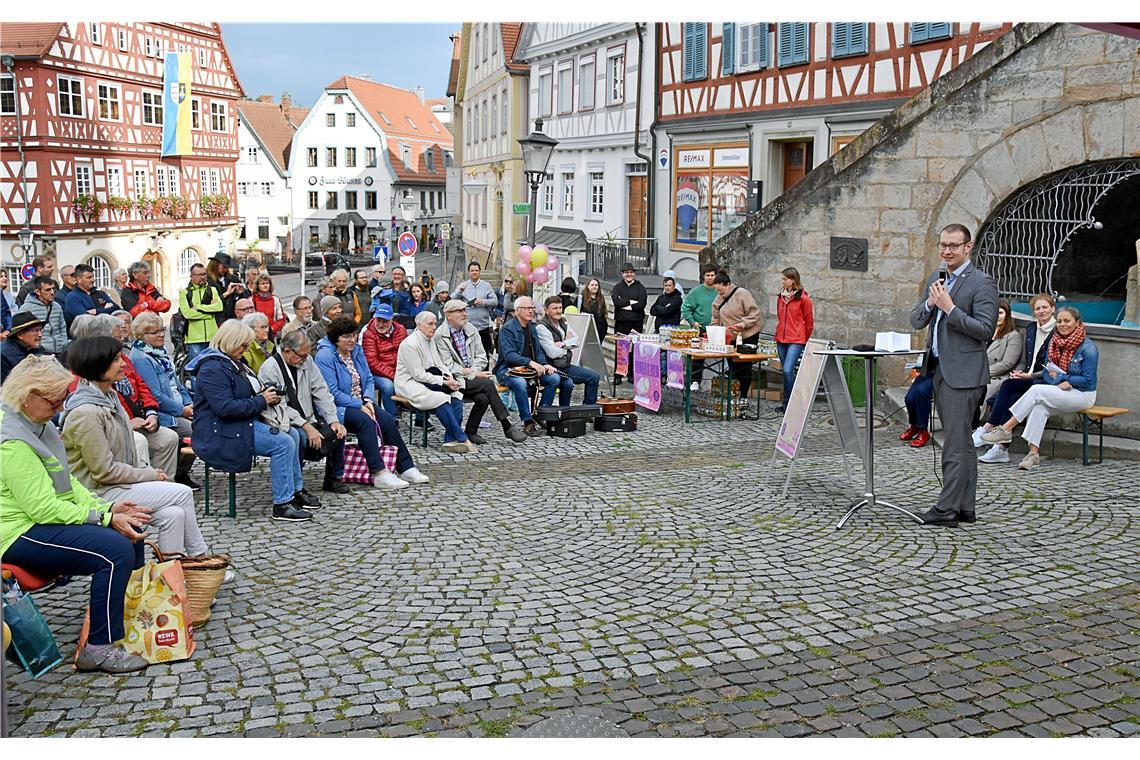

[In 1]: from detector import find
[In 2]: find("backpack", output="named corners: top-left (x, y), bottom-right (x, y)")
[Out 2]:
top-left (170, 312), bottom-right (189, 351)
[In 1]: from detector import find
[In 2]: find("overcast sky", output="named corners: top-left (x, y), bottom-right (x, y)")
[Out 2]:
top-left (220, 22), bottom-right (459, 107)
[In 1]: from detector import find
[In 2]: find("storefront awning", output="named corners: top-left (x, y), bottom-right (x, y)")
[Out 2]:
top-left (329, 211), bottom-right (368, 228)
top-left (517, 226), bottom-right (588, 253)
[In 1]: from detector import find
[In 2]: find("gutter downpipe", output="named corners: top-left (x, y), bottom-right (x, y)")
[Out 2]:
top-left (632, 23), bottom-right (657, 271)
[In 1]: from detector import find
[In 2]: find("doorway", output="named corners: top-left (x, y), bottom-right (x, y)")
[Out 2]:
top-left (782, 141), bottom-right (813, 192)
top-left (627, 174), bottom-right (647, 238)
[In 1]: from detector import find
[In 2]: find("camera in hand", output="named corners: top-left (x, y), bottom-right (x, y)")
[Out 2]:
top-left (264, 383), bottom-right (284, 405)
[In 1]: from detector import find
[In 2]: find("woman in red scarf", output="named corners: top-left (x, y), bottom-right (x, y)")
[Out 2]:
top-left (252, 274), bottom-right (287, 337)
top-left (980, 307), bottom-right (1098, 470)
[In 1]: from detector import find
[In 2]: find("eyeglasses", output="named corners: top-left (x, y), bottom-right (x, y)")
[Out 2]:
top-left (145, 328), bottom-right (166, 335)
top-left (516, 306), bottom-right (536, 311)
top-left (937, 242), bottom-right (967, 251)
top-left (35, 390), bottom-right (68, 408)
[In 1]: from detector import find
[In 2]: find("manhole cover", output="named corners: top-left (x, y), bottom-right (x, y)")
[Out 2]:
top-left (522, 713), bottom-right (629, 738)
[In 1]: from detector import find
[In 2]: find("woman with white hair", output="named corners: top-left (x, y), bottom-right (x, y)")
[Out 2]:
top-left (396, 311), bottom-right (473, 454)
top-left (0, 355), bottom-right (151, 673)
top-left (241, 311), bottom-right (276, 373)
top-left (103, 267), bottom-right (129, 308)
top-left (185, 320), bottom-right (316, 521)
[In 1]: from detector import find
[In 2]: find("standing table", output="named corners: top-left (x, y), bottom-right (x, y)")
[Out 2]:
top-left (816, 349), bottom-right (925, 529)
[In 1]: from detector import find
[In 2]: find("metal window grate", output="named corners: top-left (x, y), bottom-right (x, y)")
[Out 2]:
top-left (973, 158), bottom-right (1140, 299)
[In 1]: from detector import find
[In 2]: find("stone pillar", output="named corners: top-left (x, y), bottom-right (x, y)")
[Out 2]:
top-left (1123, 238), bottom-right (1140, 327)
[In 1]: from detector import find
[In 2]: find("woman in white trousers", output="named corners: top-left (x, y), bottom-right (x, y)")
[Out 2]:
top-left (981, 307), bottom-right (1098, 470)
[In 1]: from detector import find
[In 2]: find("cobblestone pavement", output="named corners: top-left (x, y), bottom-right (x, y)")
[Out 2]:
top-left (7, 404), bottom-right (1139, 737)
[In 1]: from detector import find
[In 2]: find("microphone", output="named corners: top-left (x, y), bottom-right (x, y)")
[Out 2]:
top-left (938, 260), bottom-right (949, 282)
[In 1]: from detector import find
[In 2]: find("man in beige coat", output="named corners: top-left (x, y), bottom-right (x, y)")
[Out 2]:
top-left (395, 311), bottom-right (475, 453)
top-left (711, 271), bottom-right (764, 401)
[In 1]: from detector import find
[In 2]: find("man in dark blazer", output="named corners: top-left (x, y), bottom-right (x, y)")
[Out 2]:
top-left (909, 223), bottom-right (999, 527)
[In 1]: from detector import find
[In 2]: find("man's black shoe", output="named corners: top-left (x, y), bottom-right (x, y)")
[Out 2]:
top-left (272, 503), bottom-right (313, 522)
top-left (175, 473), bottom-right (202, 491)
top-left (958, 512), bottom-right (976, 524)
top-left (523, 420), bottom-right (543, 437)
top-left (505, 424), bottom-right (528, 443)
top-left (322, 478), bottom-right (350, 494)
top-left (465, 431), bottom-right (487, 445)
top-left (918, 509), bottom-right (959, 527)
top-left (293, 489), bottom-right (322, 509)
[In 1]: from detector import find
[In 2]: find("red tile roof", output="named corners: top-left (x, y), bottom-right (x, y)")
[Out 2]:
top-left (446, 31), bottom-right (462, 97)
top-left (387, 142), bottom-right (448, 184)
top-left (327, 75), bottom-right (453, 144)
top-left (0, 22), bottom-right (63, 58)
top-left (500, 23), bottom-right (527, 73)
top-left (236, 98), bottom-right (303, 174)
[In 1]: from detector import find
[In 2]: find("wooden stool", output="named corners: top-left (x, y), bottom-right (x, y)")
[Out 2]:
top-left (1078, 406), bottom-right (1130, 465)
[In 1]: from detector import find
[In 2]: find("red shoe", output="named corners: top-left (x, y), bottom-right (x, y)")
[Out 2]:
top-left (909, 430), bottom-right (931, 448)
top-left (899, 425), bottom-right (919, 441)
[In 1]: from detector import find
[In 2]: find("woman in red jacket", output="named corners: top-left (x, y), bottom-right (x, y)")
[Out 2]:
top-left (252, 274), bottom-right (287, 337)
top-left (774, 267), bottom-right (814, 412)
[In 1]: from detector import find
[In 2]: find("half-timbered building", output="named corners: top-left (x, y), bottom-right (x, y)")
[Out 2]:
top-left (514, 23), bottom-right (653, 279)
top-left (0, 21), bottom-right (243, 296)
top-left (652, 22), bottom-right (1011, 277)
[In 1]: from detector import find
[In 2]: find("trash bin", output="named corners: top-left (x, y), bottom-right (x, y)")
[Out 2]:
top-left (843, 356), bottom-right (877, 408)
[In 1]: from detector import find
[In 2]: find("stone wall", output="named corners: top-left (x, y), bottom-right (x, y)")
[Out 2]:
top-left (705, 23), bottom-right (1140, 434)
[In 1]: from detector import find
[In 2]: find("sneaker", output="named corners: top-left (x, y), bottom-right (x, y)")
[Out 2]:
top-left (505, 424), bottom-right (527, 443)
top-left (464, 440), bottom-right (479, 453)
top-left (971, 426), bottom-right (988, 448)
top-left (1018, 452), bottom-right (1041, 470)
top-left (293, 488), bottom-right (322, 509)
top-left (464, 431), bottom-right (487, 445)
top-left (978, 444), bottom-right (1010, 464)
top-left (75, 644), bottom-right (149, 674)
top-left (398, 467), bottom-right (430, 484)
top-left (272, 503), bottom-right (313, 522)
top-left (981, 427), bottom-right (1013, 444)
top-left (374, 469), bottom-right (410, 489)
top-left (222, 568), bottom-right (238, 584)
top-left (689, 381), bottom-right (700, 391)
top-left (441, 440), bottom-right (469, 453)
top-left (321, 478), bottom-right (351, 494)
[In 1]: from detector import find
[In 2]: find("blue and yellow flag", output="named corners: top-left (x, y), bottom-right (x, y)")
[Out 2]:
top-left (162, 52), bottom-right (193, 156)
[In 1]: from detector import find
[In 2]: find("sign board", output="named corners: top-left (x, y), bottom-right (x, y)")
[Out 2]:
top-left (441, 223), bottom-right (452, 241)
top-left (397, 231), bottom-right (418, 257)
top-left (677, 149), bottom-right (710, 169)
top-left (399, 254), bottom-right (415, 271)
top-left (632, 339), bottom-right (662, 412)
top-left (372, 245), bottom-right (387, 263)
top-left (20, 263), bottom-right (36, 281)
top-left (565, 313), bottom-right (607, 385)
top-left (713, 147), bottom-right (749, 168)
top-left (658, 148), bottom-right (669, 170)
top-left (445, 166), bottom-right (460, 212)
top-left (390, 216), bottom-right (398, 234)
top-left (512, 203), bottom-right (531, 215)
top-left (774, 338), bottom-right (862, 461)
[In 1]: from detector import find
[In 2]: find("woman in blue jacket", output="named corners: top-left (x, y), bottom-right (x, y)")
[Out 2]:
top-left (128, 311), bottom-right (200, 489)
top-left (185, 320), bottom-right (318, 521)
top-left (981, 306), bottom-right (1098, 470)
top-left (314, 316), bottom-right (426, 490)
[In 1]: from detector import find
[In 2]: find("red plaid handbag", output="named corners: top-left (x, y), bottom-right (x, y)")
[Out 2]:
top-left (341, 419), bottom-right (399, 485)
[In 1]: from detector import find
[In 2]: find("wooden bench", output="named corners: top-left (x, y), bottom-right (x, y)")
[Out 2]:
top-left (1078, 406), bottom-right (1130, 466)
top-left (390, 394), bottom-right (429, 447)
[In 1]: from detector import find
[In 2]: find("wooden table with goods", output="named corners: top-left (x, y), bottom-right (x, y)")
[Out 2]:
top-left (680, 348), bottom-right (775, 423)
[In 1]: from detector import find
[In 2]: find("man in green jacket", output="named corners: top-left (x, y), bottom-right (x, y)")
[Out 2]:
top-left (179, 263), bottom-right (224, 361)
top-left (680, 264), bottom-right (718, 389)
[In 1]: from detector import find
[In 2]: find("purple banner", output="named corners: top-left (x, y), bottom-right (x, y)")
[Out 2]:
top-left (615, 337), bottom-right (631, 377)
top-left (666, 349), bottom-right (685, 390)
top-left (632, 340), bottom-right (662, 412)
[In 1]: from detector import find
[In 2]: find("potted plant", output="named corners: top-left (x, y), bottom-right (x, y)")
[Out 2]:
top-left (199, 194), bottom-right (230, 219)
top-left (135, 195), bottom-right (158, 220)
top-left (72, 194), bottom-right (104, 224)
top-left (157, 195), bottom-right (189, 220)
top-left (106, 195), bottom-right (132, 220)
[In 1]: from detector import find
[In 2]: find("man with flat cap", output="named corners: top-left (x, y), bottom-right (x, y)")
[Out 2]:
top-left (1, 312), bottom-right (45, 383)
top-left (610, 263), bottom-right (647, 385)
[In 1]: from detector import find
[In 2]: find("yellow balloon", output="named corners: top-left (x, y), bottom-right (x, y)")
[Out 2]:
top-left (530, 246), bottom-right (549, 269)
top-left (564, 306), bottom-right (580, 314)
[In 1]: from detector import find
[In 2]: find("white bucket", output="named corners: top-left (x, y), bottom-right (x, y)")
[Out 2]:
top-left (706, 325), bottom-right (727, 346)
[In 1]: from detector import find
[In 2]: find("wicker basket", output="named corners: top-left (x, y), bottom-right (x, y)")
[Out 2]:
top-left (152, 546), bottom-right (229, 627)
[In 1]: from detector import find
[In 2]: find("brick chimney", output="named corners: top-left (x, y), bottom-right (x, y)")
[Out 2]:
top-left (280, 91), bottom-right (292, 110)
top-left (415, 86), bottom-right (425, 104)
top-left (257, 94), bottom-right (273, 103)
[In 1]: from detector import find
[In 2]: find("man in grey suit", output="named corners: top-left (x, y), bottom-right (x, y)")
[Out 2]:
top-left (910, 223), bottom-right (999, 527)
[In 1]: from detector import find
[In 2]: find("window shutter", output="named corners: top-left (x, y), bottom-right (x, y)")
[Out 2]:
top-left (793, 23), bottom-right (808, 64)
top-left (722, 23), bottom-right (735, 75)
top-left (833, 23), bottom-right (849, 57)
top-left (778, 23), bottom-right (808, 66)
top-left (929, 22), bottom-right (952, 39)
top-left (692, 24), bottom-right (707, 80)
top-left (910, 23), bottom-right (929, 43)
top-left (682, 22), bottom-right (695, 81)
top-left (756, 23), bottom-right (770, 68)
top-left (850, 23), bottom-right (867, 55)
top-left (778, 23), bottom-right (793, 66)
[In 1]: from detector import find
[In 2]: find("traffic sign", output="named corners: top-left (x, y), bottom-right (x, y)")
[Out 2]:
top-left (20, 263), bottom-right (36, 281)
top-left (441, 223), bottom-right (451, 240)
top-left (397, 231), bottom-right (418, 257)
top-left (512, 203), bottom-right (531, 215)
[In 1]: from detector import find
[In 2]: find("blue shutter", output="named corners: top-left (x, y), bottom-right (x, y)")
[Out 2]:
top-left (682, 22), bottom-right (695, 81)
top-left (779, 23), bottom-right (809, 66)
top-left (793, 23), bottom-right (809, 64)
top-left (833, 22), bottom-right (867, 58)
top-left (911, 23), bottom-right (950, 44)
top-left (692, 23), bottom-right (708, 80)
top-left (778, 23), bottom-right (793, 66)
top-left (928, 22), bottom-right (952, 39)
top-left (756, 23), bottom-right (770, 68)
top-left (722, 23), bottom-right (735, 75)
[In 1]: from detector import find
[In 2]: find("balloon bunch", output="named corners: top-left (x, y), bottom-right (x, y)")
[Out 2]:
top-left (515, 244), bottom-right (559, 285)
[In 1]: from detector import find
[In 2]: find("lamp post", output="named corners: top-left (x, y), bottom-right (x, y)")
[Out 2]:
top-left (17, 226), bottom-right (34, 260)
top-left (4, 54), bottom-right (34, 263)
top-left (517, 118), bottom-right (558, 248)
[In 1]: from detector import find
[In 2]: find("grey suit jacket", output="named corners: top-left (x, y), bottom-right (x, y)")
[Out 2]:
top-left (909, 262), bottom-right (999, 389)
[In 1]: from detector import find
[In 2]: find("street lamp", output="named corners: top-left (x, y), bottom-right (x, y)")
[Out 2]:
top-left (517, 118), bottom-right (558, 247)
top-left (17, 226), bottom-right (34, 261)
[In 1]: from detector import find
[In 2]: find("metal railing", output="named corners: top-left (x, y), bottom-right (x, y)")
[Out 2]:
top-left (584, 238), bottom-right (658, 281)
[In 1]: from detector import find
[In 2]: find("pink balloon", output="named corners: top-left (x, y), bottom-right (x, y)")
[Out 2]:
top-left (526, 272), bottom-right (538, 283)
top-left (545, 258), bottom-right (560, 272)
top-left (519, 248), bottom-right (532, 263)
top-left (515, 261), bottom-right (530, 275)
top-left (533, 269), bottom-right (549, 285)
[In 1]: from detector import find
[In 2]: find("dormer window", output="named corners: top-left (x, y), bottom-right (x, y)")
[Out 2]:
top-left (400, 144), bottom-right (412, 169)
top-left (425, 150), bottom-right (435, 172)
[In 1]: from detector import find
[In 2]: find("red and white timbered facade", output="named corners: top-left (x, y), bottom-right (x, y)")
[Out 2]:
top-left (652, 22), bottom-right (1011, 275)
top-left (0, 21), bottom-right (243, 295)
